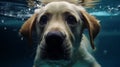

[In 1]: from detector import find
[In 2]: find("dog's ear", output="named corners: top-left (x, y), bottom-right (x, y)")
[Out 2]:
top-left (80, 10), bottom-right (100, 50)
top-left (19, 14), bottom-right (38, 44)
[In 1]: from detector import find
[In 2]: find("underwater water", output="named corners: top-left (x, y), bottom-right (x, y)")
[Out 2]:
top-left (0, 0), bottom-right (120, 67)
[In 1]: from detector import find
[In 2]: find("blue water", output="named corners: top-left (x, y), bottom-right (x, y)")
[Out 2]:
top-left (0, 0), bottom-right (120, 67)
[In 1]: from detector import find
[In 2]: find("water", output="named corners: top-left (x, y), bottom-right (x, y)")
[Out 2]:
top-left (0, 0), bottom-right (120, 67)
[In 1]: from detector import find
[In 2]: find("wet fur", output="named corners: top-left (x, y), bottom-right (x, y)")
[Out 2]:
top-left (20, 0), bottom-right (101, 67)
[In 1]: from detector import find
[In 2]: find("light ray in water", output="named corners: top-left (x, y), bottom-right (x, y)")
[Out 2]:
top-left (90, 11), bottom-right (113, 16)
top-left (0, 2), bottom-right (120, 18)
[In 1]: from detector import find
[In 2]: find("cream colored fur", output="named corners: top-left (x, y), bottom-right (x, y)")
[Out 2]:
top-left (20, 0), bottom-right (101, 67)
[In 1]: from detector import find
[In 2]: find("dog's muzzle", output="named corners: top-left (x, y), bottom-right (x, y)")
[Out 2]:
top-left (40, 31), bottom-right (71, 61)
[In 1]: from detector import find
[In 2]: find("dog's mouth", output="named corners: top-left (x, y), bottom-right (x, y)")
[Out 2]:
top-left (40, 31), bottom-right (72, 61)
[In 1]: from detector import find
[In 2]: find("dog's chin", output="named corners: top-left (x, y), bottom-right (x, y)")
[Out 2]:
top-left (39, 40), bottom-right (72, 61)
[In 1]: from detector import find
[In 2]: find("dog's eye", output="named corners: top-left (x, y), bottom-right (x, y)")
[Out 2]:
top-left (66, 15), bottom-right (77, 25)
top-left (39, 15), bottom-right (49, 25)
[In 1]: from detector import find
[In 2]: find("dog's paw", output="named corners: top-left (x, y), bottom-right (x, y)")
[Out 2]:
top-left (91, 62), bottom-right (101, 67)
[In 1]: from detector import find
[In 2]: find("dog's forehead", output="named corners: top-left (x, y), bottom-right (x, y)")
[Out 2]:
top-left (44, 1), bottom-right (77, 13)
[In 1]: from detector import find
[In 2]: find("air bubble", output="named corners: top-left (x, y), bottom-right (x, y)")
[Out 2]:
top-left (1, 19), bottom-right (4, 23)
top-left (9, 14), bottom-right (13, 17)
top-left (28, 8), bottom-right (31, 11)
top-left (4, 27), bottom-right (7, 30)
top-left (103, 50), bottom-right (107, 54)
top-left (22, 18), bottom-right (24, 21)
top-left (21, 37), bottom-right (24, 40)
top-left (99, 6), bottom-right (102, 8)
top-left (118, 5), bottom-right (120, 8)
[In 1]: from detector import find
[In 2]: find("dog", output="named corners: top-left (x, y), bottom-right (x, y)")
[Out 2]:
top-left (19, 0), bottom-right (101, 67)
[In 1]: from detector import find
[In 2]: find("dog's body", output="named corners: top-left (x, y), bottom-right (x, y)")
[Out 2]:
top-left (19, 0), bottom-right (101, 67)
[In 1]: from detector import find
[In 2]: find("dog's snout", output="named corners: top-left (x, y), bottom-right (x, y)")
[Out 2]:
top-left (45, 31), bottom-right (65, 45)
top-left (42, 31), bottom-right (68, 60)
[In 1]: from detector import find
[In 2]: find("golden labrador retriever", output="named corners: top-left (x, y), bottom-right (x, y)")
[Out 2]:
top-left (19, 0), bottom-right (101, 67)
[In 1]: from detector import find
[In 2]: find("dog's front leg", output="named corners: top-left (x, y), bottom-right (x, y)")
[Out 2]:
top-left (70, 48), bottom-right (100, 67)
top-left (76, 39), bottom-right (101, 67)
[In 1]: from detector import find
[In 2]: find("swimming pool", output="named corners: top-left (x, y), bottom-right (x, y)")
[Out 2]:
top-left (0, 0), bottom-right (120, 67)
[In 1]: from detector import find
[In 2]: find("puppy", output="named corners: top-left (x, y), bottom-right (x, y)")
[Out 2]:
top-left (19, 0), bottom-right (101, 67)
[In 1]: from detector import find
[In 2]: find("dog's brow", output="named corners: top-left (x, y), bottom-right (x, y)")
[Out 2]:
top-left (64, 11), bottom-right (80, 21)
top-left (43, 12), bottom-right (51, 16)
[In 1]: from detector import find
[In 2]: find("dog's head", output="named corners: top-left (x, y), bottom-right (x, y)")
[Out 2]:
top-left (19, 1), bottom-right (100, 61)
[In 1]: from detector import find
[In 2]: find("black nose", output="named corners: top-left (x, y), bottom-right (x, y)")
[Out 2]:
top-left (45, 31), bottom-right (65, 45)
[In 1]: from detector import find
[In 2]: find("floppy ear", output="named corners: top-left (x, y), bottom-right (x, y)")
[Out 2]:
top-left (80, 10), bottom-right (100, 50)
top-left (19, 13), bottom-right (38, 44)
